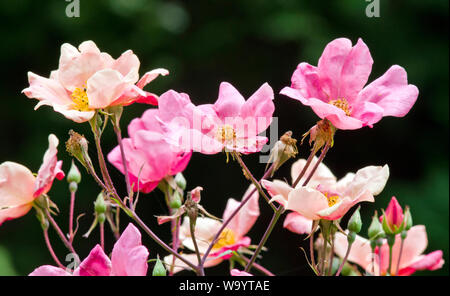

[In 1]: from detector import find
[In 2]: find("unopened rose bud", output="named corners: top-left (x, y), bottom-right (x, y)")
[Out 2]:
top-left (170, 191), bottom-right (182, 209)
top-left (347, 231), bottom-right (356, 244)
top-left (67, 161), bottom-right (81, 184)
top-left (97, 213), bottom-right (106, 224)
top-left (368, 211), bottom-right (384, 240)
top-left (403, 206), bottom-right (413, 231)
top-left (347, 207), bottom-right (362, 234)
top-left (152, 257), bottom-right (166, 276)
top-left (94, 192), bottom-right (107, 214)
top-left (381, 196), bottom-right (405, 235)
top-left (175, 173), bottom-right (187, 190)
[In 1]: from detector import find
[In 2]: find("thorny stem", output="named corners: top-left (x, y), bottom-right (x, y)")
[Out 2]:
top-left (336, 241), bottom-right (353, 276)
top-left (43, 228), bottom-right (65, 269)
top-left (234, 153), bottom-right (277, 212)
top-left (199, 162), bottom-right (276, 268)
top-left (244, 205), bottom-right (284, 273)
top-left (45, 210), bottom-right (77, 257)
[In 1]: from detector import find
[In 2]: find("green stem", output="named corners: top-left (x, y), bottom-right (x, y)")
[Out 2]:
top-left (244, 205), bottom-right (284, 272)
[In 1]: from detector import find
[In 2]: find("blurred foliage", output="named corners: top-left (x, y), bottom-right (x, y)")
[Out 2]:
top-left (0, 0), bottom-right (448, 276)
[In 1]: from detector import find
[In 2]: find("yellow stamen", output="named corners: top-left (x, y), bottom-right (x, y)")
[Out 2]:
top-left (329, 98), bottom-right (351, 116)
top-left (71, 87), bottom-right (91, 112)
top-left (324, 192), bottom-right (340, 207)
top-left (213, 228), bottom-right (236, 249)
top-left (215, 124), bottom-right (237, 144)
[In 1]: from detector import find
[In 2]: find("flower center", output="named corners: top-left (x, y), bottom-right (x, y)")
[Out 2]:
top-left (213, 228), bottom-right (236, 249)
top-left (329, 98), bottom-right (351, 116)
top-left (324, 192), bottom-right (340, 207)
top-left (71, 87), bottom-right (91, 112)
top-left (215, 124), bottom-right (236, 144)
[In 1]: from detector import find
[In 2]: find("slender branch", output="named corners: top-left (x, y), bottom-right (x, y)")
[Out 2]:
top-left (100, 221), bottom-right (105, 250)
top-left (319, 238), bottom-right (327, 276)
top-left (129, 210), bottom-right (199, 272)
top-left (302, 144), bottom-right (330, 187)
top-left (45, 210), bottom-right (77, 257)
top-left (200, 163), bottom-right (276, 267)
top-left (327, 235), bottom-right (335, 276)
top-left (336, 242), bottom-right (352, 276)
top-left (309, 229), bottom-right (317, 273)
top-left (240, 255), bottom-right (275, 276)
top-left (234, 153), bottom-right (277, 211)
top-left (68, 190), bottom-right (76, 243)
top-left (113, 124), bottom-right (133, 208)
top-left (292, 149), bottom-right (316, 188)
top-left (395, 238), bottom-right (405, 276)
top-left (189, 220), bottom-right (204, 276)
top-left (43, 228), bottom-right (65, 269)
top-left (244, 205), bottom-right (284, 273)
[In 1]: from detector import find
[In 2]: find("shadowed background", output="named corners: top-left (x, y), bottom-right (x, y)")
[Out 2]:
top-left (0, 0), bottom-right (448, 276)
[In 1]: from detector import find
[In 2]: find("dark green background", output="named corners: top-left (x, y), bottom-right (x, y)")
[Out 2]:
top-left (0, 0), bottom-right (448, 276)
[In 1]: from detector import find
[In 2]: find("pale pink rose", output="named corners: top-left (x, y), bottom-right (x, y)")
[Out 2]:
top-left (164, 185), bottom-right (259, 273)
top-left (281, 38), bottom-right (418, 130)
top-left (0, 162), bottom-right (36, 225)
top-left (108, 109), bottom-right (192, 194)
top-left (156, 82), bottom-right (275, 154)
top-left (23, 40), bottom-right (168, 123)
top-left (1, 134), bottom-right (64, 225)
top-left (34, 134), bottom-right (65, 198)
top-left (29, 223), bottom-right (149, 276)
top-left (230, 269), bottom-right (253, 276)
top-left (262, 158), bottom-right (389, 222)
top-left (283, 212), bottom-right (313, 235)
top-left (334, 225), bottom-right (445, 276)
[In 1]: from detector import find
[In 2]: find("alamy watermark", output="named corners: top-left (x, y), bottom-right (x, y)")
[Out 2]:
top-left (65, 0), bottom-right (80, 18)
top-left (365, 0), bottom-right (380, 18)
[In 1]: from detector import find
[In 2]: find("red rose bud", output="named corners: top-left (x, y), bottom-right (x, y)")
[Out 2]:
top-left (381, 196), bottom-right (405, 235)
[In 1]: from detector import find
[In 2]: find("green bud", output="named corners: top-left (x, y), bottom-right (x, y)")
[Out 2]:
top-left (170, 191), bottom-right (183, 209)
top-left (174, 173), bottom-right (187, 190)
top-left (106, 105), bottom-right (124, 125)
top-left (94, 192), bottom-right (107, 214)
top-left (401, 230), bottom-right (407, 240)
top-left (67, 161), bottom-right (81, 184)
top-left (347, 231), bottom-right (356, 244)
top-left (69, 182), bottom-right (78, 193)
top-left (368, 211), bottom-right (384, 240)
top-left (347, 206), bottom-right (362, 234)
top-left (97, 213), bottom-right (106, 224)
top-left (152, 257), bottom-right (166, 276)
top-left (403, 207), bottom-right (413, 231)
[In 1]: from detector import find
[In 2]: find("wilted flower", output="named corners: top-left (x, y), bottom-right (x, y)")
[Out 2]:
top-left (281, 38), bottom-right (418, 130)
